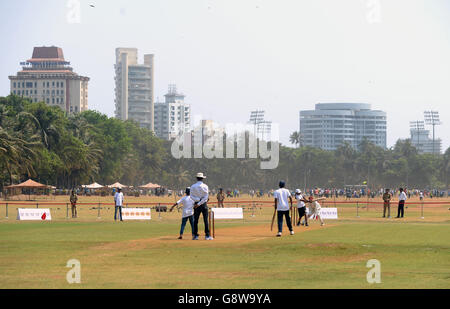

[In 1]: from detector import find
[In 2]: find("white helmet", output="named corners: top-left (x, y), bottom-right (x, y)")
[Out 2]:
top-left (295, 189), bottom-right (302, 194)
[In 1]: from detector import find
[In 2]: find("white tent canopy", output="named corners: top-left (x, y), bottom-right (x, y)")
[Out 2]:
top-left (82, 182), bottom-right (104, 189)
top-left (108, 182), bottom-right (128, 189)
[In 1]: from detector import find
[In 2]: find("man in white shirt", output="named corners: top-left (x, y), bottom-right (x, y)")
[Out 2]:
top-left (191, 173), bottom-right (213, 240)
top-left (397, 188), bottom-right (407, 218)
top-left (170, 187), bottom-right (195, 240)
top-left (294, 189), bottom-right (309, 227)
top-left (274, 181), bottom-right (294, 237)
top-left (114, 188), bottom-right (124, 222)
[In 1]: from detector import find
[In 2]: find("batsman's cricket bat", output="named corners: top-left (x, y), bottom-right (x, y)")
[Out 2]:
top-left (270, 209), bottom-right (276, 231)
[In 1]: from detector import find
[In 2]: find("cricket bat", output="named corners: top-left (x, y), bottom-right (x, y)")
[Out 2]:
top-left (270, 208), bottom-right (276, 231)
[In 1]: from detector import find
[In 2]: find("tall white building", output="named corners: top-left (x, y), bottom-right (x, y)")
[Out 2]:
top-left (114, 48), bottom-right (154, 130)
top-left (410, 129), bottom-right (442, 154)
top-left (300, 103), bottom-right (387, 151)
top-left (154, 85), bottom-right (191, 140)
top-left (9, 46), bottom-right (89, 114)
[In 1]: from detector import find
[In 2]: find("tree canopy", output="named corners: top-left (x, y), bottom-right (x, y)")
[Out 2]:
top-left (0, 95), bottom-right (448, 191)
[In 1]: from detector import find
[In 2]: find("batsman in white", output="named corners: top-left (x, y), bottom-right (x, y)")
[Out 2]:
top-left (170, 187), bottom-right (195, 240)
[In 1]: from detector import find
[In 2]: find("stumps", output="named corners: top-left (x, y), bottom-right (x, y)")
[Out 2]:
top-left (208, 209), bottom-right (216, 239)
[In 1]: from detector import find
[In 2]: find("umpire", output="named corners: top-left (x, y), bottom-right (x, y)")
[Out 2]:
top-left (191, 173), bottom-right (213, 240)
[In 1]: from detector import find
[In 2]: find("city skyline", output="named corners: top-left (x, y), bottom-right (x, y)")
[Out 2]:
top-left (0, 0), bottom-right (449, 150)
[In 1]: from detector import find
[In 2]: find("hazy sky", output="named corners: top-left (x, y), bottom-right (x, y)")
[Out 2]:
top-left (1, 0), bottom-right (449, 149)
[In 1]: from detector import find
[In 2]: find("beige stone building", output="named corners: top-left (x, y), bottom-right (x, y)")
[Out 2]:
top-left (9, 46), bottom-right (89, 114)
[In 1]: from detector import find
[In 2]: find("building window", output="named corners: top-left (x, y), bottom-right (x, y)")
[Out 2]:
top-left (52, 98), bottom-right (55, 104)
top-left (13, 82), bottom-right (16, 88)
top-left (52, 82), bottom-right (55, 87)
top-left (47, 82), bottom-right (49, 88)
top-left (56, 98), bottom-right (59, 104)
top-left (43, 82), bottom-right (45, 88)
top-left (46, 98), bottom-right (49, 104)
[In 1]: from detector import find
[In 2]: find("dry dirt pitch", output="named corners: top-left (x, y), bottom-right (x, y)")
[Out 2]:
top-left (0, 195), bottom-right (449, 289)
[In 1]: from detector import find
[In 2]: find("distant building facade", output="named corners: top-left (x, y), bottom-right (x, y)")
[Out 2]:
top-left (300, 103), bottom-right (387, 151)
top-left (9, 46), bottom-right (89, 114)
top-left (114, 48), bottom-right (154, 130)
top-left (410, 129), bottom-right (442, 154)
top-left (154, 85), bottom-right (191, 140)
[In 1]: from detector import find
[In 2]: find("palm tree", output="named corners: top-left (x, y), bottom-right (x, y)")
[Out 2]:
top-left (289, 131), bottom-right (302, 148)
top-left (0, 126), bottom-right (41, 184)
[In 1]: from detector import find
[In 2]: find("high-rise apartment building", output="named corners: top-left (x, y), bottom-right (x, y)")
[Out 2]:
top-left (300, 103), bottom-right (387, 151)
top-left (154, 85), bottom-right (191, 140)
top-left (9, 46), bottom-right (89, 114)
top-left (410, 129), bottom-right (442, 154)
top-left (114, 48), bottom-right (154, 130)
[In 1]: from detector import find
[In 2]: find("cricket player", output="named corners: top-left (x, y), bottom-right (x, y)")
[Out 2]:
top-left (170, 187), bottom-right (195, 240)
top-left (294, 189), bottom-right (309, 227)
top-left (307, 196), bottom-right (325, 226)
top-left (274, 181), bottom-right (294, 237)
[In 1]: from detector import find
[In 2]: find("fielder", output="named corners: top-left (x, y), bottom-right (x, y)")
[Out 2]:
top-left (170, 187), bottom-right (195, 240)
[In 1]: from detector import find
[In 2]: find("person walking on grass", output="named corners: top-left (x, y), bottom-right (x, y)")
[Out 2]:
top-left (382, 188), bottom-right (392, 218)
top-left (191, 173), bottom-right (213, 240)
top-left (170, 187), bottom-right (195, 240)
top-left (70, 189), bottom-right (78, 218)
top-left (294, 189), bottom-right (309, 227)
top-left (397, 188), bottom-right (407, 218)
top-left (274, 181), bottom-right (294, 237)
top-left (114, 188), bottom-right (124, 222)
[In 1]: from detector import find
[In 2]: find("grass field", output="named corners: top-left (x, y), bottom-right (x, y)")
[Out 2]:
top-left (0, 195), bottom-right (449, 289)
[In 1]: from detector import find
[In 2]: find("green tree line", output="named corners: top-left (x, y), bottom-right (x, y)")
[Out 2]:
top-left (1, 95), bottom-right (449, 191)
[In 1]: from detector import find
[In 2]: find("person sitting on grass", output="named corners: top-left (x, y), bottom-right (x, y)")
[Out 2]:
top-left (170, 187), bottom-right (195, 240)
